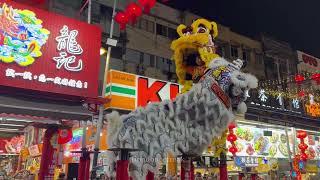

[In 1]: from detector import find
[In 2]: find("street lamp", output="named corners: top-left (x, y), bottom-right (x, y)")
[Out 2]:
top-left (100, 48), bottom-right (107, 55)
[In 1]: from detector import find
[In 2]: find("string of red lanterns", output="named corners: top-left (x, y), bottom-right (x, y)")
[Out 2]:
top-left (114, 0), bottom-right (157, 30)
top-left (296, 130), bottom-right (308, 161)
top-left (227, 122), bottom-right (238, 156)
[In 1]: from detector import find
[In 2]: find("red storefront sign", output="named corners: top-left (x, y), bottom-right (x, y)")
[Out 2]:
top-left (0, 0), bottom-right (101, 98)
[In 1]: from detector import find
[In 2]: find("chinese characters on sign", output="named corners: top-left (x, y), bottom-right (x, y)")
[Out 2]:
top-left (5, 68), bottom-right (88, 89)
top-left (234, 156), bottom-right (259, 167)
top-left (259, 89), bottom-right (268, 102)
top-left (277, 93), bottom-right (283, 106)
top-left (53, 25), bottom-right (83, 72)
top-left (306, 103), bottom-right (320, 117)
top-left (292, 98), bottom-right (300, 109)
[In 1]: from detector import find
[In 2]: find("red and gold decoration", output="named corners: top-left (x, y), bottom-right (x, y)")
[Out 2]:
top-left (297, 130), bottom-right (308, 161)
top-left (115, 0), bottom-right (157, 30)
top-left (227, 122), bottom-right (238, 156)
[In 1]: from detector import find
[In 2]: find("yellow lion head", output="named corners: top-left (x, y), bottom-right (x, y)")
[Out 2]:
top-left (171, 19), bottom-right (220, 93)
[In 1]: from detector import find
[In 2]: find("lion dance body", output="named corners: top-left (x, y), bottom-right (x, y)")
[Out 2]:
top-left (106, 19), bottom-right (258, 179)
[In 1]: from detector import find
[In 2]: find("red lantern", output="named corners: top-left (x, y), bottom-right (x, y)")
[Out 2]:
top-left (126, 2), bottom-right (142, 24)
top-left (298, 91), bottom-right (305, 98)
top-left (57, 129), bottom-right (73, 144)
top-left (311, 73), bottom-right (320, 85)
top-left (298, 143), bottom-right (308, 151)
top-left (114, 11), bottom-right (129, 30)
top-left (229, 146), bottom-right (238, 155)
top-left (300, 153), bottom-right (308, 161)
top-left (295, 74), bottom-right (305, 85)
top-left (138, 0), bottom-right (156, 13)
top-left (297, 130), bottom-right (307, 139)
top-left (228, 122), bottom-right (236, 129)
top-left (227, 134), bottom-right (237, 142)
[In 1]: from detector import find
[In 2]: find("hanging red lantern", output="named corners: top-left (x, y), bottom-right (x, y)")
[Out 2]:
top-left (298, 91), bottom-right (305, 98)
top-left (229, 146), bottom-right (238, 155)
top-left (138, 0), bottom-right (156, 13)
top-left (300, 153), bottom-right (308, 161)
top-left (114, 11), bottom-right (129, 30)
top-left (295, 74), bottom-right (305, 85)
top-left (228, 122), bottom-right (236, 129)
top-left (297, 130), bottom-right (307, 139)
top-left (311, 73), bottom-right (320, 85)
top-left (227, 134), bottom-right (237, 142)
top-left (298, 143), bottom-right (308, 151)
top-left (126, 2), bottom-right (142, 24)
top-left (57, 129), bottom-right (73, 144)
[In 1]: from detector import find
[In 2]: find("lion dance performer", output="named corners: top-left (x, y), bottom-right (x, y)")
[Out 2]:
top-left (106, 19), bottom-right (258, 179)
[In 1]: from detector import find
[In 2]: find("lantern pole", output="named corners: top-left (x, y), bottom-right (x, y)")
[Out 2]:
top-left (91, 0), bottom-right (118, 177)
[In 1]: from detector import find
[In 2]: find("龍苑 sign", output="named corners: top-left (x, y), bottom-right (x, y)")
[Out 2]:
top-left (105, 70), bottom-right (182, 110)
top-left (0, 0), bottom-right (101, 98)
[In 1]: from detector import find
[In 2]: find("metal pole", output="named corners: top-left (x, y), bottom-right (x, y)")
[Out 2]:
top-left (87, 0), bottom-right (91, 24)
top-left (92, 0), bottom-right (118, 176)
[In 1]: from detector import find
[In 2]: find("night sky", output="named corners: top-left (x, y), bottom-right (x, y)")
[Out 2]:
top-left (165, 0), bottom-right (320, 57)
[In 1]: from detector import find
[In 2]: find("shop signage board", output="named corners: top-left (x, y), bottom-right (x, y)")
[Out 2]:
top-left (0, 0), bottom-right (101, 98)
top-left (297, 50), bottom-right (320, 72)
top-left (306, 103), bottom-right (320, 117)
top-left (227, 124), bottom-right (320, 160)
top-left (105, 70), bottom-right (182, 110)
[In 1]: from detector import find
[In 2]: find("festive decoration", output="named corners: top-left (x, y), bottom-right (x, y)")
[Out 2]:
top-left (114, 0), bottom-right (157, 29)
top-left (126, 2), bottom-right (142, 24)
top-left (57, 129), bottom-right (73, 144)
top-left (114, 12), bottom-right (129, 30)
top-left (105, 57), bottom-right (257, 179)
top-left (138, 0), bottom-right (156, 13)
top-left (311, 73), bottom-right (320, 85)
top-left (258, 89), bottom-right (268, 102)
top-left (297, 130), bottom-right (308, 161)
top-left (0, 3), bottom-right (50, 66)
top-left (227, 122), bottom-right (238, 156)
top-left (295, 74), bottom-right (305, 85)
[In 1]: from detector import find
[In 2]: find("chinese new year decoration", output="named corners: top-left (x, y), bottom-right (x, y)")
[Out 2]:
top-left (311, 73), bottom-right (320, 85)
top-left (227, 122), bottom-right (238, 156)
top-left (114, 0), bottom-right (157, 30)
top-left (297, 130), bottom-right (308, 161)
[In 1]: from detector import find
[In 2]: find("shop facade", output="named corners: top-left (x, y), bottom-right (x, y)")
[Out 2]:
top-left (0, 0), bottom-right (102, 179)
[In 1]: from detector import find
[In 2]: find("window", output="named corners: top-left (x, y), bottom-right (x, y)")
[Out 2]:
top-left (255, 54), bottom-right (263, 65)
top-left (156, 56), bottom-right (164, 69)
top-left (156, 23), bottom-right (168, 37)
top-left (140, 18), bottom-right (148, 31)
top-left (242, 50), bottom-right (250, 62)
top-left (150, 55), bottom-right (155, 67)
top-left (216, 45), bottom-right (226, 57)
top-left (147, 21), bottom-right (155, 33)
top-left (231, 46), bottom-right (238, 58)
top-left (111, 47), bottom-right (123, 59)
top-left (126, 49), bottom-right (141, 64)
top-left (168, 27), bottom-right (179, 40)
top-left (143, 53), bottom-right (151, 66)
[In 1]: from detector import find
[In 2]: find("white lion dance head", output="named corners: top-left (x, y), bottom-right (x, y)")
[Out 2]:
top-left (105, 19), bottom-right (258, 179)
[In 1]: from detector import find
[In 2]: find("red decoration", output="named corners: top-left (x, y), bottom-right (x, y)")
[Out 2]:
top-left (297, 130), bottom-right (308, 162)
top-left (138, 0), bottom-right (156, 13)
top-left (114, 11), bottom-right (129, 30)
top-left (298, 143), bottom-right (308, 151)
top-left (298, 91), bottom-right (305, 97)
top-left (57, 129), bottom-right (73, 144)
top-left (297, 130), bottom-right (307, 139)
top-left (227, 134), bottom-right (237, 142)
top-left (126, 2), bottom-right (142, 24)
top-left (295, 74), bottom-right (305, 85)
top-left (311, 73), bottom-right (320, 85)
top-left (227, 122), bottom-right (238, 156)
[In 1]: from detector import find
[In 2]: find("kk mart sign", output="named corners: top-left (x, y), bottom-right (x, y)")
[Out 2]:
top-left (105, 70), bottom-right (182, 111)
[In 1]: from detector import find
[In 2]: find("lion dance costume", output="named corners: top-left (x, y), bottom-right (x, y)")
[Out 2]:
top-left (106, 19), bottom-right (258, 179)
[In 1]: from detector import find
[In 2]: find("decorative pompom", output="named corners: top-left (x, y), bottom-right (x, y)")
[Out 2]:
top-left (237, 102), bottom-right (247, 114)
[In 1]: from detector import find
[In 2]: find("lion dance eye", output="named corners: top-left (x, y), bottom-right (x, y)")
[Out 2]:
top-left (197, 27), bottom-right (207, 33)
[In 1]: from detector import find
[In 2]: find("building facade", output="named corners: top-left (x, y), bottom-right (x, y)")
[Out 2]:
top-left (48, 0), bottom-right (266, 82)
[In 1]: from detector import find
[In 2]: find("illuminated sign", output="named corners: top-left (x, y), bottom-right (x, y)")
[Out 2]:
top-left (105, 70), bottom-right (182, 110)
top-left (0, 0), bottom-right (101, 98)
top-left (234, 156), bottom-right (259, 167)
top-left (306, 103), bottom-right (320, 117)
